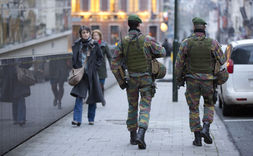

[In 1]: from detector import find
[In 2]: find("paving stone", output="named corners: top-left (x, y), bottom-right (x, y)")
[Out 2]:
top-left (5, 75), bottom-right (240, 156)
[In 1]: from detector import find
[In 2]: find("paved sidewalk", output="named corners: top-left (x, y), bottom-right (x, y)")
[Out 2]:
top-left (6, 76), bottom-right (239, 156)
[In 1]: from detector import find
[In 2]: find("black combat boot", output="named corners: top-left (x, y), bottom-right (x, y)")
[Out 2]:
top-left (200, 122), bottom-right (213, 144)
top-left (135, 127), bottom-right (146, 149)
top-left (130, 131), bottom-right (137, 145)
top-left (193, 131), bottom-right (202, 146)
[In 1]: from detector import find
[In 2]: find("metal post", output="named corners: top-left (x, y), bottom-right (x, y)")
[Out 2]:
top-left (172, 0), bottom-right (178, 102)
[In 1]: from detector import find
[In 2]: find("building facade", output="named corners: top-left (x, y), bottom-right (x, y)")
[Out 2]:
top-left (71, 0), bottom-right (164, 44)
top-left (217, 0), bottom-right (253, 43)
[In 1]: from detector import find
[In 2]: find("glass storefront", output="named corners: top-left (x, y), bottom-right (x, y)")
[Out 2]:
top-left (0, 0), bottom-right (71, 49)
top-left (0, 54), bottom-right (74, 155)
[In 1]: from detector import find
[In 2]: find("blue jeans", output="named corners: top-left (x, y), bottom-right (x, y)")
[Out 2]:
top-left (99, 79), bottom-right (105, 85)
top-left (73, 97), bottom-right (96, 123)
top-left (12, 97), bottom-right (26, 123)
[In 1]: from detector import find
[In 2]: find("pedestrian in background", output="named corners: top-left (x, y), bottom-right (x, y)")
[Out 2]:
top-left (162, 38), bottom-right (172, 73)
top-left (92, 29), bottom-right (112, 106)
top-left (70, 26), bottom-right (105, 126)
top-left (111, 14), bottom-right (165, 149)
top-left (175, 17), bottom-right (226, 146)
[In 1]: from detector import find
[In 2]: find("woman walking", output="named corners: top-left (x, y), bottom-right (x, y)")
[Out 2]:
top-left (92, 29), bottom-right (111, 106)
top-left (70, 26), bottom-right (105, 126)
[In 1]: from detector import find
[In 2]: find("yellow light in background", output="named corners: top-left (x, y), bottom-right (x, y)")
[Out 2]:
top-left (134, 0), bottom-right (139, 12)
top-left (160, 22), bottom-right (168, 32)
top-left (138, 11), bottom-right (149, 20)
top-left (72, 0), bottom-right (76, 12)
top-left (129, 0), bottom-right (134, 12)
top-left (152, 0), bottom-right (157, 13)
top-left (129, 0), bottom-right (138, 12)
top-left (79, 12), bottom-right (91, 19)
top-left (110, 0), bottom-right (119, 12)
top-left (91, 0), bottom-right (100, 12)
top-left (72, 0), bottom-right (80, 13)
top-left (110, 0), bottom-right (115, 12)
top-left (118, 11), bottom-right (127, 19)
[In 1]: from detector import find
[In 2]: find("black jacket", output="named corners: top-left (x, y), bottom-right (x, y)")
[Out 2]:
top-left (70, 39), bottom-right (105, 104)
top-left (0, 58), bottom-right (32, 102)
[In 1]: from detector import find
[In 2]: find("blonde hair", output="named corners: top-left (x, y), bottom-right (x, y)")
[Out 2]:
top-left (92, 29), bottom-right (103, 40)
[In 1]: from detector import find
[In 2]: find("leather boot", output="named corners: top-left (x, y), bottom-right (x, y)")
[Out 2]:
top-left (193, 131), bottom-right (202, 146)
top-left (130, 131), bottom-right (137, 145)
top-left (135, 128), bottom-right (146, 149)
top-left (200, 122), bottom-right (213, 144)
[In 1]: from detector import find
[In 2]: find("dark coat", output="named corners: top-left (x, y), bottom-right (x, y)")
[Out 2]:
top-left (0, 59), bottom-right (31, 102)
top-left (97, 41), bottom-right (111, 79)
top-left (162, 40), bottom-right (172, 57)
top-left (70, 39), bottom-right (105, 104)
top-left (49, 58), bottom-right (70, 83)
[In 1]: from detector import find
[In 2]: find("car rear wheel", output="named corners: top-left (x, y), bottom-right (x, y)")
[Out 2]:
top-left (222, 102), bottom-right (230, 116)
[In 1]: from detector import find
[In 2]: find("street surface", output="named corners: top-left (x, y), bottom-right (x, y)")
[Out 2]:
top-left (5, 74), bottom-right (239, 156)
top-left (215, 105), bottom-right (253, 156)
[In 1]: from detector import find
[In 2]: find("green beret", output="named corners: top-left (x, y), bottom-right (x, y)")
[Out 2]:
top-left (128, 14), bottom-right (142, 23)
top-left (192, 17), bottom-right (207, 25)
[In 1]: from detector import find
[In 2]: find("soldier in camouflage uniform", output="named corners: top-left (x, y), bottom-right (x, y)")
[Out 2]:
top-left (175, 17), bottom-right (226, 146)
top-left (111, 14), bottom-right (165, 149)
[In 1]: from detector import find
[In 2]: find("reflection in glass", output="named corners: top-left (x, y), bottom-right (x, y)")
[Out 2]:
top-left (0, 57), bottom-right (33, 126)
top-left (0, 54), bottom-right (73, 155)
top-left (0, 0), bottom-right (71, 49)
top-left (49, 58), bottom-right (71, 109)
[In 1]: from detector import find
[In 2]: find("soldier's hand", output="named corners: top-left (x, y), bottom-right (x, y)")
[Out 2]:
top-left (119, 82), bottom-right (128, 90)
top-left (177, 80), bottom-right (185, 89)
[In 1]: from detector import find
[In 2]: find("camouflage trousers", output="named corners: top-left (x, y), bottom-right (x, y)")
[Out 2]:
top-left (185, 78), bottom-right (214, 132)
top-left (126, 75), bottom-right (153, 131)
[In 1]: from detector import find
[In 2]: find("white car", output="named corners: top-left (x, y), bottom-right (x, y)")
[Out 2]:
top-left (218, 39), bottom-right (253, 116)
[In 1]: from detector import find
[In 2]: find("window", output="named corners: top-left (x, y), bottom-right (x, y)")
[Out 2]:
top-left (139, 0), bottom-right (148, 11)
top-left (101, 0), bottom-right (108, 11)
top-left (120, 0), bottom-right (127, 12)
top-left (91, 25), bottom-right (100, 31)
top-left (110, 0), bottom-right (119, 12)
top-left (129, 0), bottom-right (139, 12)
top-left (231, 45), bottom-right (253, 64)
top-left (110, 26), bottom-right (119, 45)
top-left (151, 0), bottom-right (157, 13)
top-left (91, 0), bottom-right (100, 12)
top-left (81, 0), bottom-right (89, 11)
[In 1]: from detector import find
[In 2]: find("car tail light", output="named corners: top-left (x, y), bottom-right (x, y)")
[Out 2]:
top-left (227, 59), bottom-right (234, 73)
top-left (236, 98), bottom-right (247, 101)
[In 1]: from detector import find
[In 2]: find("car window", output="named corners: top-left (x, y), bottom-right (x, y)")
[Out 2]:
top-left (231, 45), bottom-right (253, 64)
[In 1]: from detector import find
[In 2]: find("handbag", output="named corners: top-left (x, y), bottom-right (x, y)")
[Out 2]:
top-left (68, 66), bottom-right (85, 86)
top-left (68, 49), bottom-right (89, 86)
top-left (16, 66), bottom-right (36, 86)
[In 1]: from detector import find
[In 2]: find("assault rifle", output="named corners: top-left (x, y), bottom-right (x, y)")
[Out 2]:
top-left (117, 32), bottom-right (130, 89)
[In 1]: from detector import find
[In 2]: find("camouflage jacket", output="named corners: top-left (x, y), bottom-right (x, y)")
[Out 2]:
top-left (111, 30), bottom-right (166, 77)
top-left (175, 32), bottom-right (226, 82)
